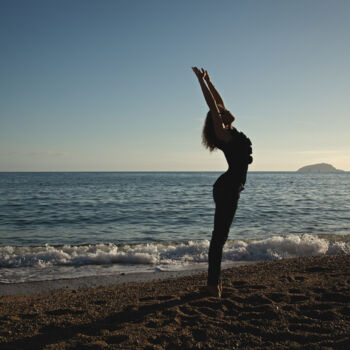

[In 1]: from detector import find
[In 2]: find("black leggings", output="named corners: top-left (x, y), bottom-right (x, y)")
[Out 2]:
top-left (207, 185), bottom-right (240, 286)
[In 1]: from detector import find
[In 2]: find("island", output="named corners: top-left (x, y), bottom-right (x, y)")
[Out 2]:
top-left (297, 163), bottom-right (344, 172)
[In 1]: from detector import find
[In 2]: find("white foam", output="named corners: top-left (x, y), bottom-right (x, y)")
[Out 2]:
top-left (0, 243), bottom-right (158, 268)
top-left (1, 235), bottom-right (349, 271)
top-left (223, 234), bottom-right (350, 261)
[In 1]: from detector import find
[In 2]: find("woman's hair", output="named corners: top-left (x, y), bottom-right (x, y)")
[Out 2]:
top-left (202, 111), bottom-right (219, 152)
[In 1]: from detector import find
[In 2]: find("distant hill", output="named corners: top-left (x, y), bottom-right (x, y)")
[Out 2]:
top-left (297, 163), bottom-right (344, 172)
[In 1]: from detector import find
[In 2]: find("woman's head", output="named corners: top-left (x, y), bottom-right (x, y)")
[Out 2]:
top-left (220, 110), bottom-right (235, 128)
top-left (202, 110), bottom-right (235, 151)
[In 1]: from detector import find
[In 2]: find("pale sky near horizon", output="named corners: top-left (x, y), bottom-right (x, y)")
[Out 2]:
top-left (1, 0), bottom-right (349, 171)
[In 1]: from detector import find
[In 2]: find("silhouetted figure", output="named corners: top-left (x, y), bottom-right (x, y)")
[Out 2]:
top-left (192, 67), bottom-right (253, 297)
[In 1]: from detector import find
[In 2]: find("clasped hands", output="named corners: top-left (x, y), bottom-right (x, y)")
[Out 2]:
top-left (192, 66), bottom-right (211, 83)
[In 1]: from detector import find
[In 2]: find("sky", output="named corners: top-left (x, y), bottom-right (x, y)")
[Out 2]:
top-left (1, 0), bottom-right (349, 171)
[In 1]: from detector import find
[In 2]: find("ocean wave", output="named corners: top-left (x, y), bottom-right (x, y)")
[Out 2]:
top-left (1, 235), bottom-right (349, 269)
top-left (223, 234), bottom-right (350, 260)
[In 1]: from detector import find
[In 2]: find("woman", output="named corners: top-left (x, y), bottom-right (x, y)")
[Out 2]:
top-left (192, 67), bottom-right (253, 297)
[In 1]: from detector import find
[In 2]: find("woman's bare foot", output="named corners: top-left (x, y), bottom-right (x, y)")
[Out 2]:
top-left (205, 285), bottom-right (222, 298)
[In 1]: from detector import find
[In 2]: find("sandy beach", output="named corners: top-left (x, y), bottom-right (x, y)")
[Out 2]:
top-left (0, 255), bottom-right (349, 349)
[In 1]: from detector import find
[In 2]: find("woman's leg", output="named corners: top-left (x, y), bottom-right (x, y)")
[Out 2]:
top-left (207, 186), bottom-right (239, 286)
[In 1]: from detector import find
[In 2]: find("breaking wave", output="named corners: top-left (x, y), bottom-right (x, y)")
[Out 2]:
top-left (1, 234), bottom-right (349, 269)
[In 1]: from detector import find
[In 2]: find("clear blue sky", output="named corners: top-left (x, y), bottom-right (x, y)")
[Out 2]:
top-left (1, 0), bottom-right (349, 171)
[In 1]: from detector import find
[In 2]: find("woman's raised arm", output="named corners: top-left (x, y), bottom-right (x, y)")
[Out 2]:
top-left (192, 67), bottom-right (231, 143)
top-left (203, 70), bottom-right (226, 112)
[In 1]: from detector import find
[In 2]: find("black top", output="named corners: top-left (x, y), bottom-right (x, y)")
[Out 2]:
top-left (213, 128), bottom-right (253, 189)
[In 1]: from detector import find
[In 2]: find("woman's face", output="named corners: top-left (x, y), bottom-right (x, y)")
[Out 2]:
top-left (221, 110), bottom-right (235, 128)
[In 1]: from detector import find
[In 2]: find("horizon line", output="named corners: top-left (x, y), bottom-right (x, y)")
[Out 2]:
top-left (0, 170), bottom-right (349, 173)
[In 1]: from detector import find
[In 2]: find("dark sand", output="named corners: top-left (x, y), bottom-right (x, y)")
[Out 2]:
top-left (0, 255), bottom-right (349, 349)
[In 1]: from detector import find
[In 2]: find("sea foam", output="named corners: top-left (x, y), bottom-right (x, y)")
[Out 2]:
top-left (1, 234), bottom-right (349, 269)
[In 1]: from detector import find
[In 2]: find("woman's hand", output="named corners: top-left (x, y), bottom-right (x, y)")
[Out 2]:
top-left (192, 66), bottom-right (205, 80)
top-left (202, 69), bottom-right (211, 83)
top-left (192, 67), bottom-right (211, 83)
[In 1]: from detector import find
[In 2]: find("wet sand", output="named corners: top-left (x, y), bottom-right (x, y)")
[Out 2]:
top-left (0, 255), bottom-right (349, 349)
top-left (0, 262), bottom-right (252, 297)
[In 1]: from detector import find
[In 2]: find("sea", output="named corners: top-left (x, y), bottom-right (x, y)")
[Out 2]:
top-left (0, 172), bottom-right (349, 284)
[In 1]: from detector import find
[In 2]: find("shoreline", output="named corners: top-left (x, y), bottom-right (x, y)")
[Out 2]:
top-left (0, 261), bottom-right (253, 297)
top-left (1, 255), bottom-right (349, 349)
